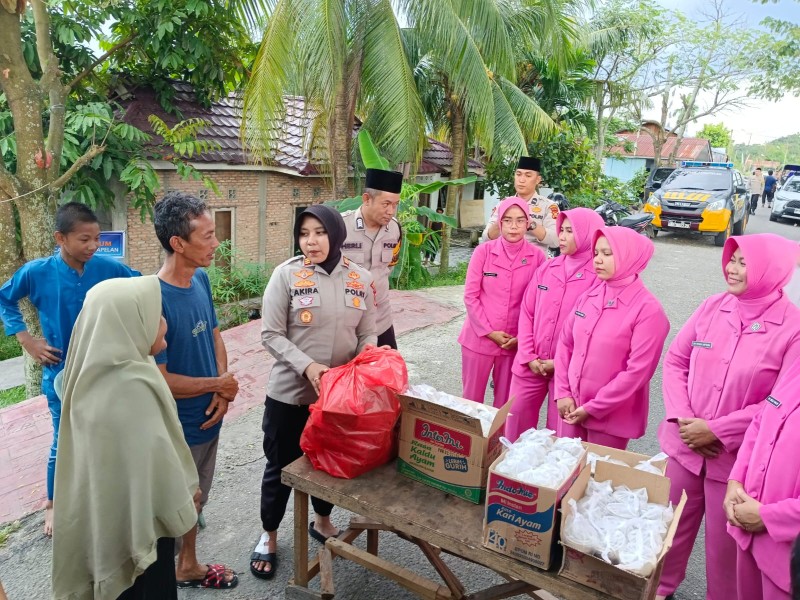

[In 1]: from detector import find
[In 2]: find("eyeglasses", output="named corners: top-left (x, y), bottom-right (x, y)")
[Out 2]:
top-left (501, 218), bottom-right (528, 227)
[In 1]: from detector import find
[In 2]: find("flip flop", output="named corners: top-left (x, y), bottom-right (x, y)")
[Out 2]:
top-left (177, 563), bottom-right (239, 589)
top-left (308, 521), bottom-right (342, 545)
top-left (250, 532), bottom-right (278, 580)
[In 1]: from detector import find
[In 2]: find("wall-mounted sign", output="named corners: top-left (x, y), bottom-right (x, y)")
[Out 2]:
top-left (96, 231), bottom-right (125, 259)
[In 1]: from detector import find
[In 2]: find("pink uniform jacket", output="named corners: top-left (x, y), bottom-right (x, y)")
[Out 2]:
top-left (513, 208), bottom-right (603, 375)
top-left (728, 363), bottom-right (800, 594)
top-left (658, 293), bottom-right (800, 482)
top-left (458, 237), bottom-right (545, 357)
top-left (659, 233), bottom-right (800, 481)
top-left (554, 228), bottom-right (669, 439)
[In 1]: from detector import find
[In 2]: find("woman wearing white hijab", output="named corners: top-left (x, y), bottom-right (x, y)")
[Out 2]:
top-left (52, 276), bottom-right (203, 599)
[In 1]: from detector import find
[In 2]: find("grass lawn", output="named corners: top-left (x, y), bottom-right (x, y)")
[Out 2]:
top-left (0, 335), bottom-right (22, 361)
top-left (0, 386), bottom-right (26, 409)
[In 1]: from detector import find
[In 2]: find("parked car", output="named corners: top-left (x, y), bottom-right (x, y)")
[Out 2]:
top-left (770, 175), bottom-right (800, 223)
top-left (643, 161), bottom-right (749, 246)
top-left (644, 167), bottom-right (676, 202)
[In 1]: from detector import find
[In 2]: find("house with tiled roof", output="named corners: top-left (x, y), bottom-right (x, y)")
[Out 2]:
top-left (604, 122), bottom-right (712, 182)
top-left (110, 82), bottom-right (484, 274)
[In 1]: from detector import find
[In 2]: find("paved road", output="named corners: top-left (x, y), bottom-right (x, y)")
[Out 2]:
top-left (1, 208), bottom-right (797, 600)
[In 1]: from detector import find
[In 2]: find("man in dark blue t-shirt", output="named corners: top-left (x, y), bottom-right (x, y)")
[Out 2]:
top-left (763, 169), bottom-right (778, 207)
top-left (154, 191), bottom-right (239, 589)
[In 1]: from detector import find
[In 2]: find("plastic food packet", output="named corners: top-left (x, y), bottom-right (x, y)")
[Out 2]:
top-left (406, 383), bottom-right (497, 435)
top-left (494, 429), bottom-right (583, 488)
top-left (300, 347), bottom-right (408, 478)
top-left (563, 478), bottom-right (675, 577)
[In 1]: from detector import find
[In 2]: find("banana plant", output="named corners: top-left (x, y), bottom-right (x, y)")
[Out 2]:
top-left (327, 130), bottom-right (476, 288)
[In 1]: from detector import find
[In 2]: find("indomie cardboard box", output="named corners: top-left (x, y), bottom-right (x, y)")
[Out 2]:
top-left (583, 442), bottom-right (668, 475)
top-left (396, 393), bottom-right (510, 504)
top-left (559, 461), bottom-right (687, 600)
top-left (482, 444), bottom-right (586, 569)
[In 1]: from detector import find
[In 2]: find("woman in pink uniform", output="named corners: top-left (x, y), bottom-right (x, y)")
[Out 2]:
top-left (553, 226), bottom-right (669, 449)
top-left (506, 208), bottom-right (604, 439)
top-left (459, 197), bottom-right (545, 407)
top-left (655, 234), bottom-right (800, 600)
top-left (724, 357), bottom-right (800, 600)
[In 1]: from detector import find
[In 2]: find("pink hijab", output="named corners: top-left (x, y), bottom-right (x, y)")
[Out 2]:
top-left (722, 234), bottom-right (800, 322)
top-left (557, 208), bottom-right (604, 275)
top-left (593, 227), bottom-right (655, 287)
top-left (497, 196), bottom-right (531, 259)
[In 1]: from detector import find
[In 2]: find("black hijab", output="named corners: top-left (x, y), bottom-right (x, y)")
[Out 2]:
top-left (294, 204), bottom-right (348, 274)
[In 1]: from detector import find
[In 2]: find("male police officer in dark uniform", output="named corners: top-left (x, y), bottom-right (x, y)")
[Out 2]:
top-left (342, 168), bottom-right (403, 348)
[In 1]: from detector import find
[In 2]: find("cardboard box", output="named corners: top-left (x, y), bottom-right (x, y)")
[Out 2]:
top-left (396, 393), bottom-right (510, 504)
top-left (583, 442), bottom-right (668, 476)
top-left (559, 461), bottom-right (687, 600)
top-left (482, 444), bottom-right (586, 569)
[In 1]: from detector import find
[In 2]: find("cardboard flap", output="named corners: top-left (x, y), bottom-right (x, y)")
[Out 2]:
top-left (399, 393), bottom-right (493, 437)
top-left (582, 442), bottom-right (669, 474)
top-left (593, 461), bottom-right (672, 504)
top-left (488, 398), bottom-right (512, 436)
top-left (659, 490), bottom-right (688, 559)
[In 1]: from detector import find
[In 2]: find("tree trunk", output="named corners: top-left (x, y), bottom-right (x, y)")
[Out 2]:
top-left (329, 85), bottom-right (353, 201)
top-left (440, 101), bottom-right (465, 274)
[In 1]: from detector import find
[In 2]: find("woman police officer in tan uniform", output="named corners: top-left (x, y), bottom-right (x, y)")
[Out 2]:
top-left (250, 205), bottom-right (377, 580)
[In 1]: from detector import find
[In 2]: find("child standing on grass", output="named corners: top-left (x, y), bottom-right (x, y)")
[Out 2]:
top-left (0, 202), bottom-right (139, 536)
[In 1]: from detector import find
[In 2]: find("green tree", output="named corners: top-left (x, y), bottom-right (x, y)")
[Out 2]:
top-left (0, 0), bottom-right (258, 394)
top-left (696, 122), bottom-right (734, 150)
top-left (242, 0), bottom-right (426, 200)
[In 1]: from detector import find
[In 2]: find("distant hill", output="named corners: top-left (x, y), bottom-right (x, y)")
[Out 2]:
top-left (733, 133), bottom-right (800, 167)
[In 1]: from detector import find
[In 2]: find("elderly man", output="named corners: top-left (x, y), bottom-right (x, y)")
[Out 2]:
top-left (342, 168), bottom-right (403, 348)
top-left (482, 156), bottom-right (559, 252)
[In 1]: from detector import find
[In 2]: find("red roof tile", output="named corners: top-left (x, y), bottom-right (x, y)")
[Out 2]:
top-left (607, 132), bottom-right (712, 161)
top-left (119, 82), bottom-right (482, 176)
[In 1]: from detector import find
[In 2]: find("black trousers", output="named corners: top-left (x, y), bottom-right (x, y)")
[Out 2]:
top-left (763, 189), bottom-right (774, 205)
top-left (260, 397), bottom-right (333, 532)
top-left (377, 325), bottom-right (397, 350)
top-left (750, 194), bottom-right (760, 213)
top-left (116, 538), bottom-right (176, 600)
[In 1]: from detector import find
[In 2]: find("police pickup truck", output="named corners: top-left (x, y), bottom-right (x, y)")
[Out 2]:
top-left (642, 161), bottom-right (748, 246)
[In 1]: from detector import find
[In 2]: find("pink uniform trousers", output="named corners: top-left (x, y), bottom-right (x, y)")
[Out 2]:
top-left (554, 420), bottom-right (628, 449)
top-left (506, 372), bottom-right (556, 441)
top-left (736, 544), bottom-right (789, 600)
top-left (461, 347), bottom-right (514, 408)
top-left (657, 460), bottom-right (736, 599)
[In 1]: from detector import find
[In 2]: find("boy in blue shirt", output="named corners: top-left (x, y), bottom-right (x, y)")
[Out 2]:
top-left (764, 169), bottom-right (778, 208)
top-left (153, 191), bottom-right (239, 589)
top-left (0, 202), bottom-right (139, 536)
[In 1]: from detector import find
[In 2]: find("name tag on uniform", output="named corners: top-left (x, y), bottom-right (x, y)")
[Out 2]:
top-left (537, 284), bottom-right (548, 290)
top-left (575, 311), bottom-right (586, 318)
top-left (767, 395), bottom-right (781, 408)
top-left (691, 341), bottom-right (712, 349)
top-left (483, 272), bottom-right (498, 277)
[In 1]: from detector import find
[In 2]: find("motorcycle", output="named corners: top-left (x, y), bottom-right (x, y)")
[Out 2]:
top-left (594, 197), bottom-right (655, 238)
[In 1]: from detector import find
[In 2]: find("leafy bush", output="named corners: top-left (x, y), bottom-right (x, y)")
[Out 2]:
top-left (485, 129), bottom-right (601, 199)
top-left (206, 241), bottom-right (272, 329)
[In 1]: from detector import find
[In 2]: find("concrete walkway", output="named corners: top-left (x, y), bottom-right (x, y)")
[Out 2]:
top-left (0, 289), bottom-right (462, 525)
top-left (0, 357), bottom-right (24, 392)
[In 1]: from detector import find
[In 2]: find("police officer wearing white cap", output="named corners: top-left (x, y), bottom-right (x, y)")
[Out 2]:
top-left (483, 156), bottom-right (559, 252)
top-left (342, 168), bottom-right (403, 349)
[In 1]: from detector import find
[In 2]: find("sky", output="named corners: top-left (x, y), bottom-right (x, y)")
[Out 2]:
top-left (645, 0), bottom-right (800, 145)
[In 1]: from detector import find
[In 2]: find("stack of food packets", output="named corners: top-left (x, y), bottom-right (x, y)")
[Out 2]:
top-left (406, 384), bottom-right (497, 436)
top-left (494, 429), bottom-right (584, 488)
top-left (483, 429), bottom-right (587, 569)
top-left (586, 450), bottom-right (669, 476)
top-left (562, 477), bottom-right (674, 577)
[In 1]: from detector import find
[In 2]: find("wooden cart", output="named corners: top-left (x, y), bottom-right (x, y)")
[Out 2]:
top-left (282, 457), bottom-right (611, 600)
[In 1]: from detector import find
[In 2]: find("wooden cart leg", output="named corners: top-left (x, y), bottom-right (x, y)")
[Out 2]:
top-left (367, 529), bottom-right (379, 555)
top-left (294, 490), bottom-right (310, 586)
top-left (319, 547), bottom-right (335, 600)
top-left (416, 540), bottom-right (466, 599)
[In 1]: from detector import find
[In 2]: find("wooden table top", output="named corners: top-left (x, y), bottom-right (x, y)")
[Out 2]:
top-left (282, 457), bottom-right (609, 600)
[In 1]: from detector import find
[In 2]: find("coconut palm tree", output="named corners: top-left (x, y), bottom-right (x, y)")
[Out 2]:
top-left (242, 0), bottom-right (426, 199)
top-left (401, 0), bottom-right (585, 271)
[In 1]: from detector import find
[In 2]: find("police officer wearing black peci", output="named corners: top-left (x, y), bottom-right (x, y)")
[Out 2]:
top-left (250, 205), bottom-right (377, 580)
top-left (342, 168), bottom-right (403, 349)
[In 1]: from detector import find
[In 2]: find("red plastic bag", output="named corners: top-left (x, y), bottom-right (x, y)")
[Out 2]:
top-left (300, 347), bottom-right (408, 478)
